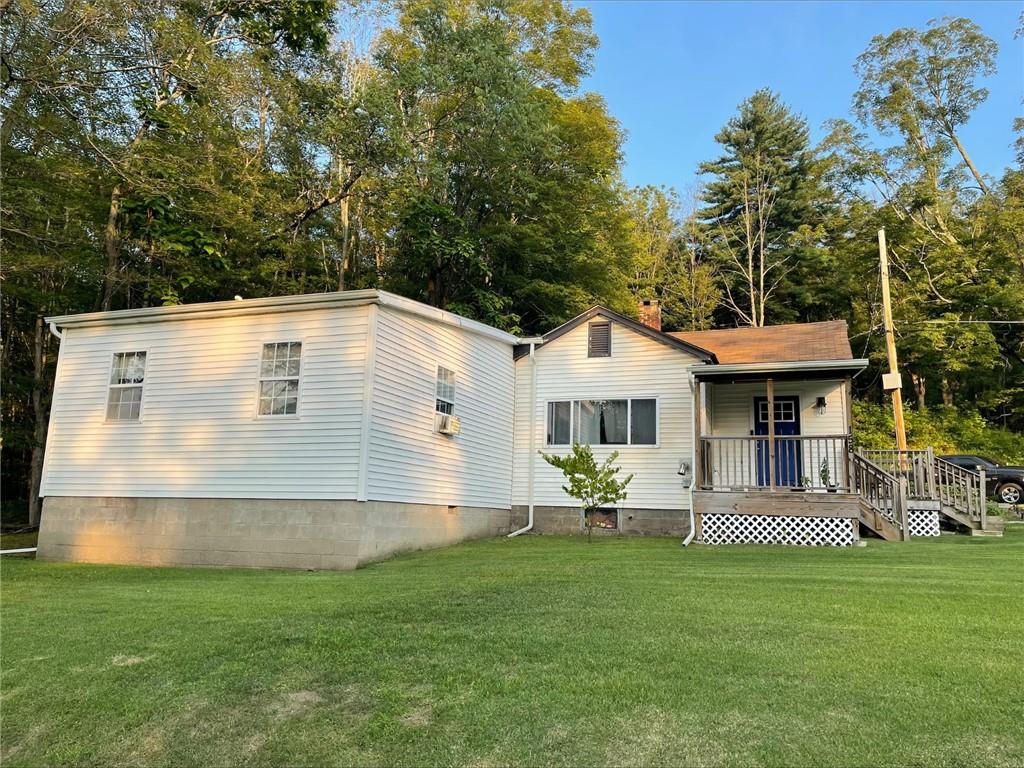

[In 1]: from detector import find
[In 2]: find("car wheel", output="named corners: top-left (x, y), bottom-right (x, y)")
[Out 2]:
top-left (998, 483), bottom-right (1022, 505)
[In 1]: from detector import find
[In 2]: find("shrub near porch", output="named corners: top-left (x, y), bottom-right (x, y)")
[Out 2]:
top-left (2, 531), bottom-right (1022, 767)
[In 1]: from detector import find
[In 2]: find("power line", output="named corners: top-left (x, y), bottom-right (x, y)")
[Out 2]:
top-left (916, 319), bottom-right (1024, 325)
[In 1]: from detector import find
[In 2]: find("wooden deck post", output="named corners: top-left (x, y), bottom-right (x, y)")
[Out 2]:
top-left (766, 378), bottom-right (776, 490)
top-left (978, 468), bottom-right (987, 530)
top-left (844, 376), bottom-right (854, 491)
top-left (693, 378), bottom-right (703, 488)
top-left (925, 446), bottom-right (936, 499)
top-left (898, 476), bottom-right (910, 541)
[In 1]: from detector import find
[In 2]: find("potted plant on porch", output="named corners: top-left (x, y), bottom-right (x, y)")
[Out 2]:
top-left (540, 444), bottom-right (633, 541)
top-left (820, 458), bottom-right (839, 493)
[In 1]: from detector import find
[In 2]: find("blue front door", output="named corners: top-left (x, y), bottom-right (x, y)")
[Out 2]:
top-left (754, 396), bottom-right (801, 487)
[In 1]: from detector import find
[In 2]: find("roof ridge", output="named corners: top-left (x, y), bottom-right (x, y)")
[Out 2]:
top-left (669, 319), bottom-right (847, 336)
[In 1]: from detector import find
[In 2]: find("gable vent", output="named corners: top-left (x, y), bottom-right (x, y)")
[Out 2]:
top-left (588, 321), bottom-right (611, 357)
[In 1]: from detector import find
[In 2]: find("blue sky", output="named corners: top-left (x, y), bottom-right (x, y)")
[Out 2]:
top-left (578, 1), bottom-right (1022, 194)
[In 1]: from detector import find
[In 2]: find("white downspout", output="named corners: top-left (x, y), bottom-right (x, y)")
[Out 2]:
top-left (508, 341), bottom-right (538, 537)
top-left (682, 371), bottom-right (698, 546)
top-left (48, 321), bottom-right (64, 341)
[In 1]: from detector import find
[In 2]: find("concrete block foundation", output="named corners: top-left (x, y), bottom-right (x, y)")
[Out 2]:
top-left (511, 505), bottom-right (692, 537)
top-left (38, 497), bottom-right (511, 570)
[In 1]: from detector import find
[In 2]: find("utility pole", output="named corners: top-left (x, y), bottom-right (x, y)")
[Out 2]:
top-left (878, 229), bottom-right (908, 452)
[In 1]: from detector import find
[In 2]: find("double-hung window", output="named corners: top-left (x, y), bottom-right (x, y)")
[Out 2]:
top-left (546, 398), bottom-right (657, 446)
top-left (106, 351), bottom-right (147, 421)
top-left (259, 342), bottom-right (301, 416)
top-left (436, 366), bottom-right (456, 415)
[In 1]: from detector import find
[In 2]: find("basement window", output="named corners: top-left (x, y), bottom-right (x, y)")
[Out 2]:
top-left (106, 351), bottom-right (147, 421)
top-left (586, 508), bottom-right (618, 530)
top-left (259, 342), bottom-right (301, 416)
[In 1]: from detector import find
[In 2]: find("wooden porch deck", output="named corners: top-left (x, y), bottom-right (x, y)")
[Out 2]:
top-left (692, 437), bottom-right (1000, 544)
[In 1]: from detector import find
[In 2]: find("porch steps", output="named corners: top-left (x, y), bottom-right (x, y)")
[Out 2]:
top-left (933, 500), bottom-right (1002, 537)
top-left (969, 527), bottom-right (1004, 537)
top-left (854, 450), bottom-right (1005, 540)
top-left (857, 499), bottom-right (902, 542)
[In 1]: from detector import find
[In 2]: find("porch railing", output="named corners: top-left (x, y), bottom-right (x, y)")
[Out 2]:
top-left (858, 448), bottom-right (934, 499)
top-left (857, 449), bottom-right (987, 526)
top-left (698, 435), bottom-right (852, 491)
top-left (933, 456), bottom-right (987, 526)
top-left (851, 451), bottom-right (908, 537)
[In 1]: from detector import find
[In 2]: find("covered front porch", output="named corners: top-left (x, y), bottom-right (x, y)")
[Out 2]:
top-left (690, 360), bottom-right (866, 545)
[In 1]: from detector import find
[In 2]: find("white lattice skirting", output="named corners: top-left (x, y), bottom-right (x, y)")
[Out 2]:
top-left (907, 509), bottom-right (941, 537)
top-left (701, 514), bottom-right (855, 547)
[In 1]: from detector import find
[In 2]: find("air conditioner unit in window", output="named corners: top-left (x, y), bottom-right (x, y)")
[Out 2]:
top-left (437, 413), bottom-right (461, 435)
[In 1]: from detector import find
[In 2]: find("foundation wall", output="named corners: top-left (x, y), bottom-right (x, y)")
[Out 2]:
top-left (510, 505), bottom-right (692, 537)
top-left (38, 497), bottom-right (511, 570)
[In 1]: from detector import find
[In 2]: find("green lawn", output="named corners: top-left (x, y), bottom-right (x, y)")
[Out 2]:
top-left (0, 530), bottom-right (38, 551)
top-left (2, 530), bottom-right (1022, 767)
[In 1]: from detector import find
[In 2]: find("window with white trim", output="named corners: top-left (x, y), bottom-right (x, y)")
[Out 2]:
top-left (758, 400), bottom-right (796, 423)
top-left (258, 342), bottom-right (301, 416)
top-left (106, 351), bottom-right (147, 421)
top-left (546, 398), bottom-right (657, 446)
top-left (436, 366), bottom-right (455, 415)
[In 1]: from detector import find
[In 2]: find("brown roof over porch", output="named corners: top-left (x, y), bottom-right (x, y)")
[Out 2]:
top-left (670, 320), bottom-right (853, 364)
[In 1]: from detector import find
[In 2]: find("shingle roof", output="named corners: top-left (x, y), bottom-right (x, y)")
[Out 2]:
top-left (669, 320), bottom-right (853, 364)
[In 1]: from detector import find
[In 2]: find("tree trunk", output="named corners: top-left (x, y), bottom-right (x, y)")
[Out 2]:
top-left (27, 316), bottom-right (50, 528)
top-left (337, 194), bottom-right (350, 291)
top-left (940, 377), bottom-right (955, 407)
top-left (911, 372), bottom-right (927, 410)
top-left (948, 131), bottom-right (990, 196)
top-left (100, 182), bottom-right (124, 311)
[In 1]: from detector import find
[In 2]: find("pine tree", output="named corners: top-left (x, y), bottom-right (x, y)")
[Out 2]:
top-left (698, 89), bottom-right (823, 326)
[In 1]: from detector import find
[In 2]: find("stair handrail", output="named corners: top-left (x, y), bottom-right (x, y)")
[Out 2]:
top-left (852, 451), bottom-right (908, 537)
top-left (932, 455), bottom-right (986, 522)
top-left (857, 448), bottom-right (933, 500)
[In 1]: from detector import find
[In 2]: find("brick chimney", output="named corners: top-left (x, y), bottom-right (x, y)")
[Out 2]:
top-left (638, 299), bottom-right (661, 331)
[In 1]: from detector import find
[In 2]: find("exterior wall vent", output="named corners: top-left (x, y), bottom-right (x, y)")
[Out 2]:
top-left (588, 321), bottom-right (611, 358)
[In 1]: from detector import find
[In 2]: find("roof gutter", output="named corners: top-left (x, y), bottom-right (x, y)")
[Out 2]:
top-left (43, 290), bottom-right (521, 346)
top-left (373, 292), bottom-right (519, 344)
top-left (692, 358), bottom-right (870, 377)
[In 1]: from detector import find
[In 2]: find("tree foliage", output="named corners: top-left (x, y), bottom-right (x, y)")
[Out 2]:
top-left (1, 6), bottom-right (1020, 517)
top-left (539, 443), bottom-right (633, 534)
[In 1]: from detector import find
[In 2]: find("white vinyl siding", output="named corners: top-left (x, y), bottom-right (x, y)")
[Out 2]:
top-left (366, 306), bottom-right (514, 509)
top-left (514, 318), bottom-right (699, 510)
top-left (41, 306), bottom-right (370, 499)
top-left (707, 380), bottom-right (849, 437)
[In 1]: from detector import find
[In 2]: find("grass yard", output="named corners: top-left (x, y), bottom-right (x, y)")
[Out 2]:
top-left (2, 530), bottom-right (1022, 767)
top-left (0, 530), bottom-right (38, 551)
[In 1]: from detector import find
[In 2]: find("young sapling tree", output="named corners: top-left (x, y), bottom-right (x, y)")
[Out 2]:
top-left (539, 444), bottom-right (633, 540)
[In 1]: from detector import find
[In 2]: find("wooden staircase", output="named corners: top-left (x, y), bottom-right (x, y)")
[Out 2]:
top-left (851, 452), bottom-right (906, 541)
top-left (853, 449), bottom-right (1002, 540)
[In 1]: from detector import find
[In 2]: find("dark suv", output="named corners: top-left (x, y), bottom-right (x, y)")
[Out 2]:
top-left (939, 455), bottom-right (1024, 505)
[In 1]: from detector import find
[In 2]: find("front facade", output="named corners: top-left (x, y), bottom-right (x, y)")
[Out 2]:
top-left (40, 290), bottom-right (988, 570)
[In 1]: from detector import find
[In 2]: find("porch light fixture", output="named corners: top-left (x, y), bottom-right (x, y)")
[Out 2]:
top-left (815, 396), bottom-right (827, 415)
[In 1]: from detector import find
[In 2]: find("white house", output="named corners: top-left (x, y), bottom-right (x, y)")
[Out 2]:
top-left (39, 291), bottom-right (517, 569)
top-left (38, 290), bottom-right (992, 569)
